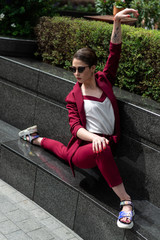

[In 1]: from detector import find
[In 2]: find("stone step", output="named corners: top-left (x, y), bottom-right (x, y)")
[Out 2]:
top-left (0, 120), bottom-right (160, 240)
top-left (0, 56), bottom-right (160, 208)
top-left (0, 55), bottom-right (159, 147)
top-left (0, 77), bottom-right (160, 207)
top-left (0, 37), bottom-right (37, 57)
top-left (0, 55), bottom-right (160, 239)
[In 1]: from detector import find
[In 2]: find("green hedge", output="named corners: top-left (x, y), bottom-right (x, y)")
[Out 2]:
top-left (35, 16), bottom-right (160, 102)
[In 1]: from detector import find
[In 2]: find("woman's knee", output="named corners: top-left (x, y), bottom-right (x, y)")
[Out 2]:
top-left (72, 144), bottom-right (97, 168)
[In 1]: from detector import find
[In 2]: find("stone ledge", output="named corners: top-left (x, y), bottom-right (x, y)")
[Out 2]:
top-left (0, 133), bottom-right (160, 240)
top-left (1, 79), bottom-right (160, 208)
top-left (0, 55), bottom-right (160, 239)
top-left (0, 56), bottom-right (159, 148)
top-left (0, 56), bottom-right (159, 115)
top-left (0, 120), bottom-right (160, 240)
top-left (0, 73), bottom-right (160, 207)
top-left (0, 37), bottom-right (37, 57)
top-left (0, 34), bottom-right (160, 240)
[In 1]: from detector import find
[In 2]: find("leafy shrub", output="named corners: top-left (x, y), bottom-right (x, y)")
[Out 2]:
top-left (130, 0), bottom-right (160, 29)
top-left (0, 0), bottom-right (55, 38)
top-left (95, 0), bottom-right (115, 15)
top-left (95, 0), bottom-right (132, 15)
top-left (57, 1), bottom-right (95, 13)
top-left (35, 16), bottom-right (160, 102)
top-left (114, 0), bottom-right (127, 8)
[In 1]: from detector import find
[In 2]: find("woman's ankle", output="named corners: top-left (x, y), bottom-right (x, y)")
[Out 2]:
top-left (112, 183), bottom-right (131, 202)
top-left (32, 137), bottom-right (43, 146)
top-left (120, 196), bottom-right (131, 202)
top-left (25, 133), bottom-right (42, 146)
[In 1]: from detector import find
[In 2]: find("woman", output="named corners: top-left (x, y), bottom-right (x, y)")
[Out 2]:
top-left (19, 9), bottom-right (139, 229)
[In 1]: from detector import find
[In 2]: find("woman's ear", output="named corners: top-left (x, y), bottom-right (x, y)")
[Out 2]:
top-left (91, 65), bottom-right (96, 73)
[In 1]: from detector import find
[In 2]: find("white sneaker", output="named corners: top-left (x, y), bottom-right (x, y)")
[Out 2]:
top-left (18, 125), bottom-right (37, 138)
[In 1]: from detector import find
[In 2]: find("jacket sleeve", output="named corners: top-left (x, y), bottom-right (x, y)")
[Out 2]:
top-left (103, 42), bottom-right (122, 86)
top-left (65, 92), bottom-right (83, 138)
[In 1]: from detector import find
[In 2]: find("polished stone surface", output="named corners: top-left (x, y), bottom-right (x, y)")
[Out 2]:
top-left (1, 55), bottom-right (159, 114)
top-left (1, 138), bottom-right (118, 212)
top-left (117, 135), bottom-right (160, 207)
top-left (34, 168), bottom-right (79, 229)
top-left (0, 120), bottom-right (19, 144)
top-left (1, 55), bottom-right (160, 240)
top-left (0, 146), bottom-right (36, 199)
top-left (118, 101), bottom-right (160, 148)
top-left (113, 87), bottom-right (160, 115)
top-left (5, 139), bottom-right (52, 167)
top-left (0, 80), bottom-right (36, 129)
top-left (38, 71), bottom-right (73, 105)
top-left (0, 57), bottom-right (39, 91)
top-left (4, 56), bottom-right (76, 83)
top-left (0, 37), bottom-right (37, 57)
top-left (2, 55), bottom-right (159, 112)
top-left (74, 193), bottom-right (142, 240)
top-left (134, 200), bottom-right (160, 240)
top-left (1, 56), bottom-right (159, 147)
top-left (34, 97), bottom-right (71, 145)
top-left (1, 136), bottom-right (160, 240)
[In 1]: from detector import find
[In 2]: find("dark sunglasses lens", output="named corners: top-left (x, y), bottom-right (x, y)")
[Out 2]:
top-left (69, 67), bottom-right (76, 73)
top-left (78, 67), bottom-right (85, 73)
top-left (69, 66), bottom-right (87, 73)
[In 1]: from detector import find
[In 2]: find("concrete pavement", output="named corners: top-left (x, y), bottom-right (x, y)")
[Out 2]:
top-left (0, 179), bottom-right (83, 240)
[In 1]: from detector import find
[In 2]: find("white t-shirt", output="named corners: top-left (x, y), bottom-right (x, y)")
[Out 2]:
top-left (83, 92), bottom-right (115, 135)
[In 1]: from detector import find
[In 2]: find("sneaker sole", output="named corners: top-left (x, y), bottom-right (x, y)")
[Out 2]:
top-left (18, 125), bottom-right (37, 137)
top-left (117, 219), bottom-right (134, 229)
top-left (117, 210), bottom-right (135, 229)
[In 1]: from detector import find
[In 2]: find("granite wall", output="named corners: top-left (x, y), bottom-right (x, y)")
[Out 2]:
top-left (0, 55), bottom-right (159, 209)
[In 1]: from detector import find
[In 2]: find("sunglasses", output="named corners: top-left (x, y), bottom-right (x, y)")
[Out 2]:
top-left (69, 66), bottom-right (90, 73)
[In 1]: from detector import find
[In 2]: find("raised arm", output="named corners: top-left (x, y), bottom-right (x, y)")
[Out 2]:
top-left (103, 9), bottom-right (139, 84)
top-left (111, 8), bottom-right (139, 44)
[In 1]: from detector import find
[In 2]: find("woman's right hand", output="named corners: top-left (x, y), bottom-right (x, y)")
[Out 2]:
top-left (92, 135), bottom-right (109, 153)
top-left (114, 8), bottom-right (139, 22)
top-left (76, 128), bottom-right (109, 153)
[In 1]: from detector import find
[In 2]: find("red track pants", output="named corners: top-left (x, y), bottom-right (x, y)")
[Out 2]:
top-left (41, 138), bottom-right (122, 188)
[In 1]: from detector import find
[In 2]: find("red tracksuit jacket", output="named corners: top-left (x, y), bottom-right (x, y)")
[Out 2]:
top-left (65, 42), bottom-right (122, 175)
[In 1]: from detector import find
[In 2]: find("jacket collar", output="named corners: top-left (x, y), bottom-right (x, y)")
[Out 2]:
top-left (73, 82), bottom-right (86, 127)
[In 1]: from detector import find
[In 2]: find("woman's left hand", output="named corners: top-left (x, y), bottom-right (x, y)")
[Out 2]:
top-left (114, 8), bottom-right (139, 21)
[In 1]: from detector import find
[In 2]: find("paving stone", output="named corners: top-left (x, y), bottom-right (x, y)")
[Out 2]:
top-left (16, 199), bottom-right (37, 211)
top-left (0, 220), bottom-right (19, 235)
top-left (40, 217), bottom-right (62, 231)
top-left (30, 208), bottom-right (50, 220)
top-left (0, 181), bottom-right (6, 187)
top-left (0, 211), bottom-right (8, 223)
top-left (6, 230), bottom-right (32, 240)
top-left (0, 185), bottom-right (16, 195)
top-left (6, 209), bottom-right (30, 222)
top-left (27, 227), bottom-right (54, 240)
top-left (0, 201), bottom-right (18, 214)
top-left (0, 178), bottom-right (83, 240)
top-left (53, 227), bottom-right (75, 240)
top-left (8, 191), bottom-right (27, 203)
top-left (16, 218), bottom-right (43, 233)
top-left (0, 194), bottom-right (7, 203)
top-left (71, 238), bottom-right (83, 240)
top-left (0, 233), bottom-right (7, 240)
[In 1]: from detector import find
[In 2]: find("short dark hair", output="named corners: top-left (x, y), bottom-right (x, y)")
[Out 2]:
top-left (73, 47), bottom-right (97, 66)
